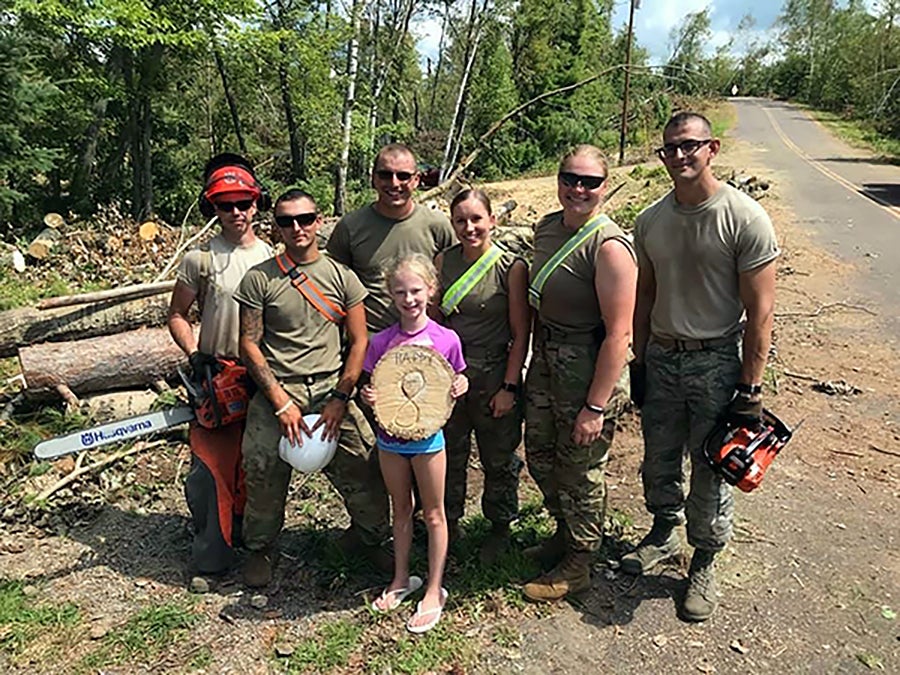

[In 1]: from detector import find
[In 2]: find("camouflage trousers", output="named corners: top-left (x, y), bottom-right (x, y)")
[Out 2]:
top-left (241, 376), bottom-right (389, 552)
top-left (525, 340), bottom-right (622, 553)
top-left (640, 341), bottom-right (741, 551)
top-left (444, 354), bottom-right (523, 526)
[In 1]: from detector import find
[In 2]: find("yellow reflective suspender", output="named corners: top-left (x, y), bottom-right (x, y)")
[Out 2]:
top-left (275, 254), bottom-right (346, 323)
top-left (528, 213), bottom-right (611, 310)
top-left (439, 244), bottom-right (504, 315)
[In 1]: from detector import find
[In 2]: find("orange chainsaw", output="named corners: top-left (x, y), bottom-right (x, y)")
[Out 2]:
top-left (33, 358), bottom-right (252, 460)
top-left (703, 409), bottom-right (795, 492)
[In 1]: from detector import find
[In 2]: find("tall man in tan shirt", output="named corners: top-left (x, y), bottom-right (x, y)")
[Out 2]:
top-left (628, 112), bottom-right (779, 621)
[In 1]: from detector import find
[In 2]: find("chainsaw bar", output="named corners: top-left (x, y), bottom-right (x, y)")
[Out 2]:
top-left (33, 406), bottom-right (196, 460)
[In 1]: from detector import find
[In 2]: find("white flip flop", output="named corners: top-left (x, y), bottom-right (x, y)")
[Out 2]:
top-left (406, 587), bottom-right (448, 634)
top-left (371, 575), bottom-right (423, 613)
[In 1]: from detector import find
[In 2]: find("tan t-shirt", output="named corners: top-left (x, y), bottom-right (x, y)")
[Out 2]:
top-left (234, 255), bottom-right (366, 380)
top-left (176, 234), bottom-right (273, 357)
top-left (633, 184), bottom-right (780, 340)
top-left (531, 211), bottom-right (633, 335)
top-left (326, 203), bottom-right (454, 332)
top-left (439, 244), bottom-right (522, 351)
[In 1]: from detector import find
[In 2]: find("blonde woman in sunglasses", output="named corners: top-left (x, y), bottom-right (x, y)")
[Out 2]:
top-left (522, 144), bottom-right (637, 602)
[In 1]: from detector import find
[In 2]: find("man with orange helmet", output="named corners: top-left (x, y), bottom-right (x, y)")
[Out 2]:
top-left (168, 153), bottom-right (274, 579)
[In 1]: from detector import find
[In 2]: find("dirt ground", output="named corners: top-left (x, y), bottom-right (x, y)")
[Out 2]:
top-left (1, 137), bottom-right (899, 674)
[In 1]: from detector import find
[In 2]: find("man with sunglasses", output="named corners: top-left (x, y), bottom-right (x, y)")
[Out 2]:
top-left (327, 143), bottom-right (454, 333)
top-left (168, 153), bottom-right (274, 580)
top-left (234, 188), bottom-right (391, 585)
top-left (626, 112), bottom-right (779, 622)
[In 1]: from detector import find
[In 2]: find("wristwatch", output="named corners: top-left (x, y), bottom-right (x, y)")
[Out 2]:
top-left (735, 382), bottom-right (762, 396)
top-left (500, 382), bottom-right (520, 394)
top-left (328, 388), bottom-right (350, 403)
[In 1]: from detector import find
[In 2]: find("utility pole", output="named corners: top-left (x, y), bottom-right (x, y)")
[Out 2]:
top-left (618, 0), bottom-right (638, 166)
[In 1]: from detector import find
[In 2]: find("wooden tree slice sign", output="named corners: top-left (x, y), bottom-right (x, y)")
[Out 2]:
top-left (371, 345), bottom-right (455, 441)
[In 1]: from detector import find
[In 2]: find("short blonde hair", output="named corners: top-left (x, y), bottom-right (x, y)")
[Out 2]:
top-left (559, 144), bottom-right (609, 176)
top-left (384, 253), bottom-right (438, 297)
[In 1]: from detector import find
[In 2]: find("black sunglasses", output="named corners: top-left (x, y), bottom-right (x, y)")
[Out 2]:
top-left (275, 212), bottom-right (318, 228)
top-left (558, 172), bottom-right (606, 190)
top-left (374, 169), bottom-right (416, 182)
top-left (214, 199), bottom-right (255, 212)
top-left (655, 138), bottom-right (712, 159)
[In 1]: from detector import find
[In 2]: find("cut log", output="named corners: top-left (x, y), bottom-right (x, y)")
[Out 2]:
top-left (19, 327), bottom-right (190, 398)
top-left (0, 294), bottom-right (170, 358)
top-left (43, 213), bottom-right (65, 229)
top-left (78, 389), bottom-right (162, 423)
top-left (28, 228), bottom-right (62, 259)
top-left (37, 281), bottom-right (175, 310)
top-left (139, 221), bottom-right (160, 241)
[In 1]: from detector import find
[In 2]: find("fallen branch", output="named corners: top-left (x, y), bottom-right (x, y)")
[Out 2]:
top-left (869, 444), bottom-right (900, 459)
top-left (421, 64), bottom-right (629, 201)
top-left (776, 301), bottom-right (877, 319)
top-left (829, 449), bottom-right (864, 458)
top-left (38, 281), bottom-right (176, 310)
top-left (35, 439), bottom-right (167, 502)
top-left (154, 214), bottom-right (218, 282)
top-left (783, 370), bottom-right (819, 382)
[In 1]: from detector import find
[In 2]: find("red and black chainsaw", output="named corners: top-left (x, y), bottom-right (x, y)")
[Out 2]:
top-left (33, 358), bottom-right (252, 460)
top-left (703, 409), bottom-right (795, 492)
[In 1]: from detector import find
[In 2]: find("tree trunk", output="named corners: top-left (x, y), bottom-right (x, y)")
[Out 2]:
top-left (275, 0), bottom-right (304, 179)
top-left (19, 327), bottom-right (188, 398)
top-left (70, 97), bottom-right (109, 212)
top-left (367, 0), bottom-right (415, 150)
top-left (428, 0), bottom-right (451, 125)
top-left (0, 295), bottom-right (171, 358)
top-left (334, 0), bottom-right (365, 216)
top-left (37, 281), bottom-right (175, 310)
top-left (27, 228), bottom-right (62, 260)
top-left (211, 36), bottom-right (247, 155)
top-left (440, 0), bottom-right (482, 181)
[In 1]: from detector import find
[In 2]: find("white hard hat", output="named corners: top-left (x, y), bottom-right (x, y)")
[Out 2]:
top-left (278, 414), bottom-right (338, 473)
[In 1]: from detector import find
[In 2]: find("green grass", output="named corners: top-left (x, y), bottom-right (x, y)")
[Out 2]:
top-left (804, 108), bottom-right (900, 163)
top-left (0, 407), bottom-right (89, 469)
top-left (0, 268), bottom-right (73, 311)
top-left (0, 580), bottom-right (81, 655)
top-left (285, 619), bottom-right (364, 673)
top-left (368, 624), bottom-right (471, 674)
top-left (80, 601), bottom-right (200, 669)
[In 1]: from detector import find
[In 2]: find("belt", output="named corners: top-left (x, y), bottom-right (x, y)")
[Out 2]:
top-left (650, 335), bottom-right (738, 352)
top-left (283, 370), bottom-right (340, 386)
top-left (537, 323), bottom-right (600, 346)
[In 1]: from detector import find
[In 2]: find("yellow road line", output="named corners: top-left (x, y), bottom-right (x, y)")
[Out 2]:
top-left (760, 104), bottom-right (900, 221)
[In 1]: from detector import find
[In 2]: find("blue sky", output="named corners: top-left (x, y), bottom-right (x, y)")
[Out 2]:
top-left (609, 0), bottom-right (785, 64)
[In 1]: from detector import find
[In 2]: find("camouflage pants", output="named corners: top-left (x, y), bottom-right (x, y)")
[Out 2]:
top-left (241, 377), bottom-right (389, 551)
top-left (444, 354), bottom-right (523, 526)
top-left (525, 341), bottom-right (619, 553)
top-left (640, 341), bottom-right (741, 551)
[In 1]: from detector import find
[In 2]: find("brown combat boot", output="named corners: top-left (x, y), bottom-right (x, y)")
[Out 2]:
top-left (479, 522), bottom-right (511, 565)
top-left (681, 549), bottom-right (718, 622)
top-left (522, 551), bottom-right (592, 602)
top-left (523, 519), bottom-right (567, 571)
top-left (337, 526), bottom-right (394, 574)
top-left (243, 548), bottom-right (274, 588)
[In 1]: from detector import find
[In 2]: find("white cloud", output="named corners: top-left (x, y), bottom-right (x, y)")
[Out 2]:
top-left (413, 16), bottom-right (443, 69)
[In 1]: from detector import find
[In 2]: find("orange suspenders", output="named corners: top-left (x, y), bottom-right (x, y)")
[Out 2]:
top-left (274, 254), bottom-right (347, 323)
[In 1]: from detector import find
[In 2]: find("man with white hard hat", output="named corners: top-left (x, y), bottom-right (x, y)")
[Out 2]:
top-left (236, 188), bottom-right (391, 587)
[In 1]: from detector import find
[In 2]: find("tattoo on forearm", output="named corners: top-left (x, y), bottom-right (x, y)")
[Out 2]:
top-left (240, 307), bottom-right (264, 343)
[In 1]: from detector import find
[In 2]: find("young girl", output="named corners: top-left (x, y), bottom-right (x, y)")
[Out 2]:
top-left (436, 189), bottom-right (529, 563)
top-left (361, 253), bottom-right (468, 633)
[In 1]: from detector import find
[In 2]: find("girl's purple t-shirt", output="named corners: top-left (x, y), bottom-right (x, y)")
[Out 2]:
top-left (363, 318), bottom-right (466, 453)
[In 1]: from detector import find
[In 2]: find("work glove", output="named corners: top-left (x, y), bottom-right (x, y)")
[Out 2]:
top-left (725, 394), bottom-right (763, 429)
top-left (188, 351), bottom-right (219, 381)
top-left (629, 361), bottom-right (647, 409)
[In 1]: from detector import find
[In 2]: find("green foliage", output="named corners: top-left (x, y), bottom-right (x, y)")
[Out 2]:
top-left (0, 580), bottom-right (81, 655)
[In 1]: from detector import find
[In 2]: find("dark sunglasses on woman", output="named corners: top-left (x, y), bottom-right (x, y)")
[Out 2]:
top-left (558, 172), bottom-right (606, 190)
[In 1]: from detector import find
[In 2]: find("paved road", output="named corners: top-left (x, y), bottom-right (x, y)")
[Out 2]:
top-left (730, 98), bottom-right (900, 333)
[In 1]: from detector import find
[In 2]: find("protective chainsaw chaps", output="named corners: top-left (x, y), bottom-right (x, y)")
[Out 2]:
top-left (190, 358), bottom-right (253, 430)
top-left (703, 408), bottom-right (794, 493)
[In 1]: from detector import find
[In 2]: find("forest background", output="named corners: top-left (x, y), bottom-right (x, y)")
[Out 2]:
top-left (1, 0), bottom-right (898, 230)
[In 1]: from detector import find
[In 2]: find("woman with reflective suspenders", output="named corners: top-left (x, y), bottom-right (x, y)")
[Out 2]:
top-left (435, 189), bottom-right (530, 564)
top-left (522, 145), bottom-right (637, 601)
